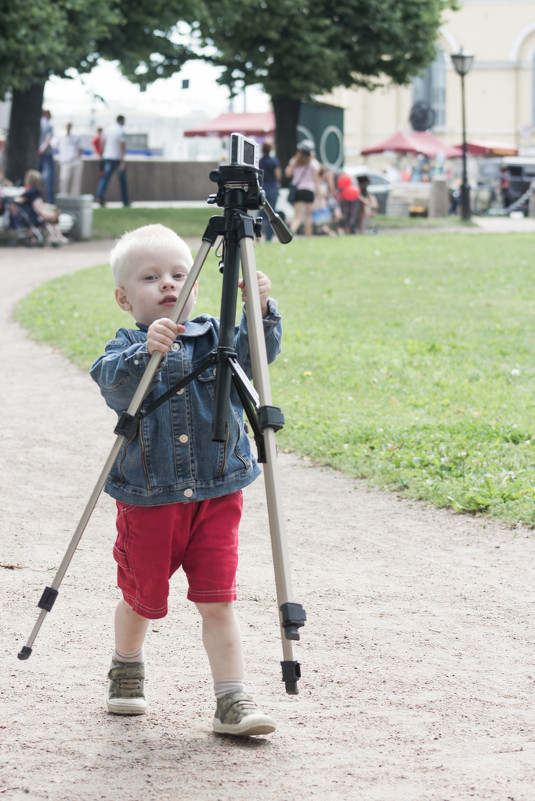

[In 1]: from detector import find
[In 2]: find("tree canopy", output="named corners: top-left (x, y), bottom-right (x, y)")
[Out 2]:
top-left (190, 0), bottom-right (456, 96)
top-left (0, 0), bottom-right (197, 98)
top-left (187, 0), bottom-right (459, 168)
top-left (1, 0), bottom-right (459, 181)
top-left (0, 0), bottom-right (195, 180)
top-left (0, 0), bottom-right (115, 98)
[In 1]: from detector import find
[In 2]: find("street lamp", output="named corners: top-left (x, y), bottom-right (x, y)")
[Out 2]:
top-left (451, 49), bottom-right (474, 221)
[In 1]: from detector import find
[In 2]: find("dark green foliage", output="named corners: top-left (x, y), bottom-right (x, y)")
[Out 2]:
top-left (1, 0), bottom-right (459, 181)
top-left (187, 0), bottom-right (459, 165)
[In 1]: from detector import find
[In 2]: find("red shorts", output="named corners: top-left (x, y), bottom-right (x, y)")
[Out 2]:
top-left (113, 491), bottom-right (243, 619)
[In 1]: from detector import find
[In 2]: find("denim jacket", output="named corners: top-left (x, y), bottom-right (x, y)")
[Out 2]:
top-left (90, 302), bottom-right (282, 506)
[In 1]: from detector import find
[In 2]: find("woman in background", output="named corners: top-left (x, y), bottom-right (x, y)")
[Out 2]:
top-left (285, 141), bottom-right (320, 237)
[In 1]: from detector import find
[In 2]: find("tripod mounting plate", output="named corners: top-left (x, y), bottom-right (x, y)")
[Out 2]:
top-left (209, 164), bottom-right (265, 212)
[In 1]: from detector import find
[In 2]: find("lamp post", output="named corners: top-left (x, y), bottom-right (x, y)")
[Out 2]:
top-left (451, 49), bottom-right (474, 221)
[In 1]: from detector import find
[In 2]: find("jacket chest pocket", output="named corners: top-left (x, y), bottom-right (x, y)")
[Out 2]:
top-left (196, 366), bottom-right (217, 399)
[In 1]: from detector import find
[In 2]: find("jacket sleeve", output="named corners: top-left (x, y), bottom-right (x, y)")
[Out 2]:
top-left (89, 329), bottom-right (157, 413)
top-left (234, 298), bottom-right (282, 377)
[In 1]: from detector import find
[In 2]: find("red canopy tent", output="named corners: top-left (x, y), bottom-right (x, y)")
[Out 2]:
top-left (453, 140), bottom-right (518, 157)
top-left (361, 130), bottom-right (461, 159)
top-left (184, 111), bottom-right (275, 138)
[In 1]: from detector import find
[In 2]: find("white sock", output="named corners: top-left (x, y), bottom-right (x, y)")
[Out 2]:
top-left (214, 679), bottom-right (245, 699)
top-left (113, 647), bottom-right (144, 664)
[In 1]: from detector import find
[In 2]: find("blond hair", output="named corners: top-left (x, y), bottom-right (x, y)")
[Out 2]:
top-left (110, 224), bottom-right (193, 287)
top-left (24, 169), bottom-right (41, 187)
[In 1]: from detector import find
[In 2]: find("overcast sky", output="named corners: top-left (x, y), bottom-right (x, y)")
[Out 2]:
top-left (45, 60), bottom-right (270, 130)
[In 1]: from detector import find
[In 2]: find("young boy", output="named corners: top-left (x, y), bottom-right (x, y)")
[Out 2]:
top-left (90, 224), bottom-right (282, 736)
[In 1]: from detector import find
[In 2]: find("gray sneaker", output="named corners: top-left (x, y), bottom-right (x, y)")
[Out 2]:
top-left (107, 659), bottom-right (147, 715)
top-left (213, 691), bottom-right (276, 736)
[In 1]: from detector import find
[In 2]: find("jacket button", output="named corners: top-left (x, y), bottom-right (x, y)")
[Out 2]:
top-left (179, 434), bottom-right (189, 443)
top-left (176, 387), bottom-right (185, 395)
top-left (171, 342), bottom-right (181, 351)
top-left (184, 488), bottom-right (193, 498)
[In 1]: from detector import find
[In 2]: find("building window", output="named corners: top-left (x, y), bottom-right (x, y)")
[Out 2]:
top-left (412, 51), bottom-right (446, 129)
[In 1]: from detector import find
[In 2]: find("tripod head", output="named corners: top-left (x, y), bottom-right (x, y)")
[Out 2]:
top-left (207, 133), bottom-right (292, 245)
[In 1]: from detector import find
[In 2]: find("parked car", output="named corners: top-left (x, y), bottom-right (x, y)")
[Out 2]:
top-left (339, 166), bottom-right (393, 214)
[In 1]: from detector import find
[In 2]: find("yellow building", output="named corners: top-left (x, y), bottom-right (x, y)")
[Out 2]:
top-left (326, 0), bottom-right (535, 162)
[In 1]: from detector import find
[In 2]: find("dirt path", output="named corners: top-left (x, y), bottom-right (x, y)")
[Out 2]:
top-left (1, 239), bottom-right (534, 801)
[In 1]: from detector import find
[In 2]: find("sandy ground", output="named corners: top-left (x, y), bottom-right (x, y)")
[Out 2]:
top-left (1, 232), bottom-right (535, 801)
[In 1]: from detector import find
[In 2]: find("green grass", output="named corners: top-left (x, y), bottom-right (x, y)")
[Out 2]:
top-left (90, 207), bottom-right (469, 242)
top-left (15, 229), bottom-right (535, 526)
top-left (91, 207), bottom-right (210, 240)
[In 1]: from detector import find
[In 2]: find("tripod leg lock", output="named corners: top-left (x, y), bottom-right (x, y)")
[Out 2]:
top-left (280, 602), bottom-right (307, 641)
top-left (38, 586), bottom-right (58, 612)
top-left (258, 405), bottom-right (285, 432)
top-left (281, 660), bottom-right (301, 695)
top-left (114, 411), bottom-right (139, 439)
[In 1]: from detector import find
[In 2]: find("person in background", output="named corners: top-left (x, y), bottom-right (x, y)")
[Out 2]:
top-left (92, 127), bottom-right (105, 177)
top-left (0, 163), bottom-right (13, 228)
top-left (284, 141), bottom-right (320, 237)
top-left (57, 122), bottom-right (84, 195)
top-left (9, 169), bottom-right (67, 246)
top-left (356, 175), bottom-right (378, 233)
top-left (39, 109), bottom-right (56, 203)
top-left (258, 141), bottom-right (281, 241)
top-left (96, 115), bottom-right (129, 207)
top-left (312, 165), bottom-right (338, 235)
top-left (499, 166), bottom-right (512, 209)
top-left (0, 138), bottom-right (12, 222)
top-left (0, 133), bottom-right (7, 173)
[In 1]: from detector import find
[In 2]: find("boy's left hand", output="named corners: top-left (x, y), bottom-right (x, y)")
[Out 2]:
top-left (239, 271), bottom-right (271, 317)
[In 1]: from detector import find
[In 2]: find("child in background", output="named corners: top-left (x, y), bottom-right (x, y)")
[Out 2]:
top-left (9, 169), bottom-right (68, 246)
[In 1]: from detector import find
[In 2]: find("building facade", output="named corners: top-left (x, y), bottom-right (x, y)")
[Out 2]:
top-left (326, 0), bottom-right (535, 162)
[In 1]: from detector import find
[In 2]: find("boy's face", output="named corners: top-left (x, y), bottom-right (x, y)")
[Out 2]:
top-left (115, 241), bottom-right (198, 326)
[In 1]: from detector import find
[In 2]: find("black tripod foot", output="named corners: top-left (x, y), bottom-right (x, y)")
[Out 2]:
top-left (18, 646), bottom-right (32, 660)
top-left (281, 659), bottom-right (301, 694)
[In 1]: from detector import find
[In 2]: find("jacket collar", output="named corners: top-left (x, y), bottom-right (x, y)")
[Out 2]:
top-left (135, 315), bottom-right (214, 338)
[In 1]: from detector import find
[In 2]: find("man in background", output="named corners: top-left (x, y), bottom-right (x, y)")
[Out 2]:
top-left (96, 115), bottom-right (129, 207)
top-left (57, 122), bottom-right (84, 195)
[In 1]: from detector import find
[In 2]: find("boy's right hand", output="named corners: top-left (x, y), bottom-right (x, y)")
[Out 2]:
top-left (147, 318), bottom-right (185, 355)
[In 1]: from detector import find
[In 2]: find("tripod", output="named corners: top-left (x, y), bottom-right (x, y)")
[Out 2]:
top-left (18, 154), bottom-right (306, 694)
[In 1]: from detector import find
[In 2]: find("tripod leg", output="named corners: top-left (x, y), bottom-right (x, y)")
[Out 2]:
top-left (18, 437), bottom-right (125, 659)
top-left (239, 237), bottom-right (306, 694)
top-left (18, 231), bottom-right (217, 659)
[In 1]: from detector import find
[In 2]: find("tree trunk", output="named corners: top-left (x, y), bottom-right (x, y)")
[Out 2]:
top-left (272, 95), bottom-right (301, 185)
top-left (6, 83), bottom-right (45, 185)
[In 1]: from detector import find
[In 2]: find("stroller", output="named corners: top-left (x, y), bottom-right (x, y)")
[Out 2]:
top-left (10, 199), bottom-right (48, 246)
top-left (7, 197), bottom-right (74, 247)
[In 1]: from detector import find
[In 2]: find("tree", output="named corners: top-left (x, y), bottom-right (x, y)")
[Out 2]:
top-left (186, 0), bottom-right (459, 173)
top-left (0, 0), bottom-right (113, 182)
top-left (0, 0), bottom-right (196, 183)
top-left (1, 0), bottom-right (458, 184)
